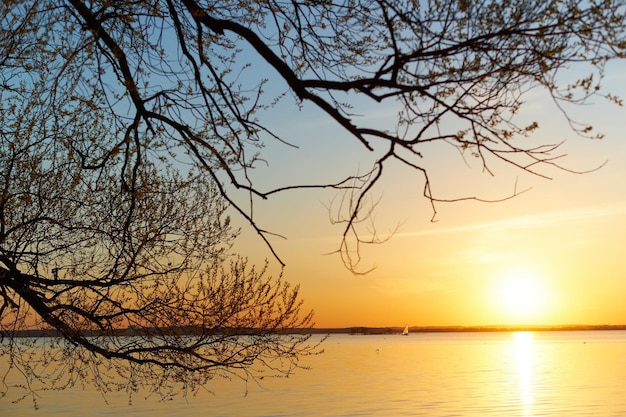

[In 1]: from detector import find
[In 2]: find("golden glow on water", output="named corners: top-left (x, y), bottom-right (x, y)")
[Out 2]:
top-left (512, 332), bottom-right (535, 415)
top-left (4, 331), bottom-right (626, 416)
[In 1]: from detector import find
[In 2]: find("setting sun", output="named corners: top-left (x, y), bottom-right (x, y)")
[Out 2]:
top-left (492, 268), bottom-right (551, 322)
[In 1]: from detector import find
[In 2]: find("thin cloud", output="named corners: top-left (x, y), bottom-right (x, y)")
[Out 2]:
top-left (398, 204), bottom-right (626, 237)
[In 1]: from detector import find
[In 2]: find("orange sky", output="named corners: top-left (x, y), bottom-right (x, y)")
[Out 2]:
top-left (234, 60), bottom-right (626, 329)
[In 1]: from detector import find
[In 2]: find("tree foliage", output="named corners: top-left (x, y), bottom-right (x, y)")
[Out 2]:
top-left (0, 62), bottom-right (316, 403)
top-left (1, 0), bottom-right (625, 402)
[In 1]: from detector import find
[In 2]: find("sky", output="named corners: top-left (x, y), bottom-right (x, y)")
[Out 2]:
top-left (231, 59), bottom-right (626, 329)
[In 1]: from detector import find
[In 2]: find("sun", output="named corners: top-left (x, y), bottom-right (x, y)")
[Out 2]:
top-left (492, 267), bottom-right (550, 322)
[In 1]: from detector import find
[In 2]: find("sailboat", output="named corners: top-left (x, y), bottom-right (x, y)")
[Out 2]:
top-left (402, 324), bottom-right (409, 336)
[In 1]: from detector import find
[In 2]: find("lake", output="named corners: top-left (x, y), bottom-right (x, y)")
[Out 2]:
top-left (2, 330), bottom-right (626, 416)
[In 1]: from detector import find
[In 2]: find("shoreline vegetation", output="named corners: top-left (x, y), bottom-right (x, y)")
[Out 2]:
top-left (4, 324), bottom-right (626, 338)
top-left (330, 324), bottom-right (626, 335)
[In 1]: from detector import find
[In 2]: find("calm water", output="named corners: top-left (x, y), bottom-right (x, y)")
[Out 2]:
top-left (3, 330), bottom-right (626, 416)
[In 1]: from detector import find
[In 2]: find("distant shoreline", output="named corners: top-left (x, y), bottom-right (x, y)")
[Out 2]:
top-left (311, 324), bottom-right (626, 335)
top-left (5, 324), bottom-right (626, 338)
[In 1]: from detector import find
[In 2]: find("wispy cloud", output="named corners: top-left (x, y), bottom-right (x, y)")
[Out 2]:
top-left (398, 204), bottom-right (626, 237)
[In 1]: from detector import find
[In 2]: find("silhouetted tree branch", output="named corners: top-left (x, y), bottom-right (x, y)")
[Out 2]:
top-left (11, 0), bottom-right (618, 273)
top-left (0, 67), bottom-right (317, 403)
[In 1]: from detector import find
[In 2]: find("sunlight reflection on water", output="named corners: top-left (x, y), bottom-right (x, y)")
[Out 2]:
top-left (512, 332), bottom-right (534, 415)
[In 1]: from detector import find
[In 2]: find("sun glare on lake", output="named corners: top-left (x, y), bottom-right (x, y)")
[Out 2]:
top-left (491, 267), bottom-right (552, 323)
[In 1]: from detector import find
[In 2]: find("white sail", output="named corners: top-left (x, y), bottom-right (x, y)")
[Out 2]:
top-left (402, 324), bottom-right (409, 336)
